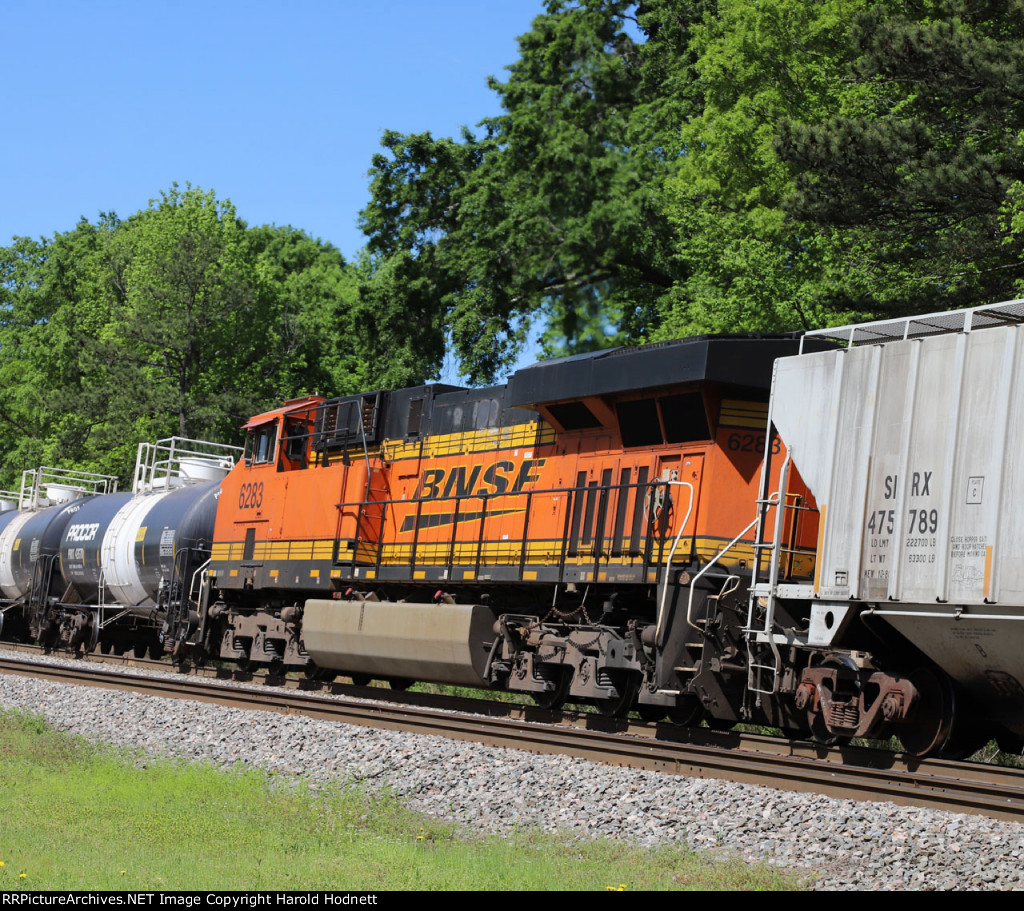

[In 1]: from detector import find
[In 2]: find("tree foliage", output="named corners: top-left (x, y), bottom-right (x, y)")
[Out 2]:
top-left (775, 0), bottom-right (1024, 314)
top-left (359, 0), bottom-right (712, 383)
top-left (361, 0), bottom-right (1024, 374)
top-left (656, 0), bottom-right (869, 339)
top-left (0, 186), bottom-right (366, 485)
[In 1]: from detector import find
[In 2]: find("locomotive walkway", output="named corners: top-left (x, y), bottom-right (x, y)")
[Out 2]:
top-left (2, 648), bottom-right (1024, 823)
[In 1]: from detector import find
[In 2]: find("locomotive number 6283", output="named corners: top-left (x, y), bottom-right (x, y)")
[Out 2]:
top-left (238, 481), bottom-right (263, 509)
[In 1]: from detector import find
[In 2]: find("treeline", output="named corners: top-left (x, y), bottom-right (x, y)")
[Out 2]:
top-left (3, 0), bottom-right (1024, 483)
top-left (362, 0), bottom-right (1024, 382)
top-left (0, 187), bottom-right (374, 484)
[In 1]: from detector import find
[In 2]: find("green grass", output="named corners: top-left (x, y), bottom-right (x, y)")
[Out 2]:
top-left (0, 709), bottom-right (804, 891)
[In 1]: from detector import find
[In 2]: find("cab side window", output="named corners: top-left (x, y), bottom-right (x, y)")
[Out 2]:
top-left (249, 425), bottom-right (277, 466)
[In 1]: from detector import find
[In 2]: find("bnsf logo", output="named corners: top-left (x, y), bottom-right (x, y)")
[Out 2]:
top-left (66, 523), bottom-right (100, 543)
top-left (415, 459), bottom-right (546, 500)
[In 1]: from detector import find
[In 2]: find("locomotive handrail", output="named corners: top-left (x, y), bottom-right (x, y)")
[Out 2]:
top-left (682, 510), bottom-right (765, 638)
top-left (653, 481), bottom-right (695, 647)
top-left (331, 474), bottom-right (692, 560)
top-left (327, 468), bottom-right (704, 589)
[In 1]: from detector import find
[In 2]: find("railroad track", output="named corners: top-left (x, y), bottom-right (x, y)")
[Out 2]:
top-left (2, 648), bottom-right (1024, 823)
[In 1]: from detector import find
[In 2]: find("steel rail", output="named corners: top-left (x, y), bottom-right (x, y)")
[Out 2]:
top-left (2, 654), bottom-right (1024, 822)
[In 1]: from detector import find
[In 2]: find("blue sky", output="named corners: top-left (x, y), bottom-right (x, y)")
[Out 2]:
top-left (2, 1), bottom-right (545, 260)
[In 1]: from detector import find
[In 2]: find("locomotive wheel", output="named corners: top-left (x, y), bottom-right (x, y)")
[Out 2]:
top-left (637, 705), bottom-right (666, 723)
top-left (350, 674), bottom-right (372, 686)
top-left (595, 672), bottom-right (640, 718)
top-left (532, 669), bottom-right (572, 710)
top-left (387, 677), bottom-right (414, 691)
top-left (667, 695), bottom-right (704, 727)
top-left (99, 639), bottom-right (113, 655)
top-left (899, 668), bottom-right (955, 757)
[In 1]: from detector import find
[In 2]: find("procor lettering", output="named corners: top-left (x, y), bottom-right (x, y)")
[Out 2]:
top-left (66, 522), bottom-right (101, 542)
top-left (415, 459), bottom-right (546, 500)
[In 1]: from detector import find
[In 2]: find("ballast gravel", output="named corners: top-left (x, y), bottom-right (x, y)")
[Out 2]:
top-left (1, 662), bottom-right (1023, 891)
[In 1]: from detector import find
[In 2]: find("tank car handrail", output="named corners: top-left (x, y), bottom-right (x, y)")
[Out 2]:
top-left (18, 466), bottom-right (119, 509)
top-left (134, 436), bottom-right (242, 493)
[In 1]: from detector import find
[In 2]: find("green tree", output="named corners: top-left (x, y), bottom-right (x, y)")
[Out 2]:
top-left (656, 0), bottom-right (869, 339)
top-left (775, 0), bottom-right (1024, 315)
top-left (359, 0), bottom-right (712, 382)
top-left (0, 187), bottom-right (365, 485)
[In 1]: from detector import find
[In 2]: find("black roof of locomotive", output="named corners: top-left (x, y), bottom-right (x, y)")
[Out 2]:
top-left (504, 334), bottom-right (834, 407)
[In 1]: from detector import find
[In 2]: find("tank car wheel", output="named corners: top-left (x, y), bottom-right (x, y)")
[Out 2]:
top-left (637, 705), bottom-right (666, 723)
top-left (937, 725), bottom-right (990, 760)
top-left (595, 671), bottom-right (640, 718)
top-left (532, 669), bottom-right (572, 710)
top-left (350, 674), bottom-right (372, 686)
top-left (667, 695), bottom-right (704, 727)
top-left (899, 668), bottom-right (955, 758)
top-left (84, 611), bottom-right (100, 654)
top-left (133, 642), bottom-right (149, 660)
top-left (387, 677), bottom-right (414, 691)
top-left (99, 639), bottom-right (113, 655)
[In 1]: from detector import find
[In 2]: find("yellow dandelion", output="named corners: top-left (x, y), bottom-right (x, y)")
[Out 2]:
top-left (19, 873), bottom-right (26, 879)
top-left (416, 835), bottom-right (425, 841)
top-left (0, 861), bottom-right (5, 867)
top-left (120, 870), bottom-right (127, 876)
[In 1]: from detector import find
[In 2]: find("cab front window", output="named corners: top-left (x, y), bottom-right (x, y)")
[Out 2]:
top-left (248, 424), bottom-right (277, 466)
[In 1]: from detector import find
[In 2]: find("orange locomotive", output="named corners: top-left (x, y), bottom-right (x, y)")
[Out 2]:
top-left (189, 334), bottom-right (822, 724)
